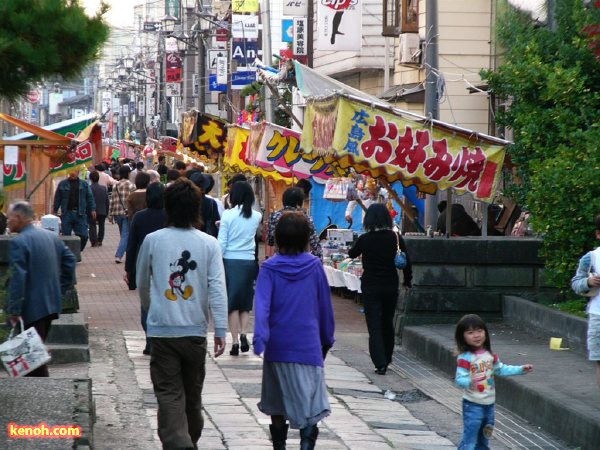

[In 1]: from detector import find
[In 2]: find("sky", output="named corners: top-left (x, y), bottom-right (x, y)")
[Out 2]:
top-left (82, 0), bottom-right (138, 28)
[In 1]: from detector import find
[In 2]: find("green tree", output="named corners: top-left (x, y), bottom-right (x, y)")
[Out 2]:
top-left (0, 0), bottom-right (110, 101)
top-left (482, 1), bottom-right (600, 292)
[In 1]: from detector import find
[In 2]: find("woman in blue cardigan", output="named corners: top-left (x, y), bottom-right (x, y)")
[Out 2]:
top-left (253, 212), bottom-right (335, 450)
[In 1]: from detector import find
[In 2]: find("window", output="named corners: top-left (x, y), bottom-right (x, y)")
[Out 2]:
top-left (382, 0), bottom-right (418, 36)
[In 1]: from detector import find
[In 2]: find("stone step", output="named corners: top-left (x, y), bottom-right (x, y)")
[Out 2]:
top-left (47, 312), bottom-right (89, 345)
top-left (402, 323), bottom-right (600, 449)
top-left (48, 343), bottom-right (90, 364)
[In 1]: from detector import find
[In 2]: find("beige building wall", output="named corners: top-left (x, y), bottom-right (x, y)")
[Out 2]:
top-left (392, 0), bottom-right (494, 134)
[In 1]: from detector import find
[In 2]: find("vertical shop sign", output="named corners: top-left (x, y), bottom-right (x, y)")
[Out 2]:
top-left (293, 18), bottom-right (307, 55)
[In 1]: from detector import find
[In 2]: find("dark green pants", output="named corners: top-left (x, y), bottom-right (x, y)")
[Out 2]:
top-left (150, 336), bottom-right (207, 450)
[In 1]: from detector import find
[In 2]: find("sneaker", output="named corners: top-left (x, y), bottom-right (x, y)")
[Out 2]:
top-left (374, 367), bottom-right (387, 375)
top-left (115, 257), bottom-right (122, 264)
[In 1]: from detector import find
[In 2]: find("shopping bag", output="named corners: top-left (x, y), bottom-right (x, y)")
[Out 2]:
top-left (0, 319), bottom-right (51, 377)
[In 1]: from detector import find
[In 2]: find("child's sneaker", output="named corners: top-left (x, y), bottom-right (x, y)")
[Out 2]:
top-left (483, 424), bottom-right (494, 438)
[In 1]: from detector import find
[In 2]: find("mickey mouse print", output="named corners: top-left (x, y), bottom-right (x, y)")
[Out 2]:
top-left (165, 250), bottom-right (198, 301)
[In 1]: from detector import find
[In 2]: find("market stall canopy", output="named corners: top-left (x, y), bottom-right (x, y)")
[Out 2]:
top-left (301, 94), bottom-right (510, 203)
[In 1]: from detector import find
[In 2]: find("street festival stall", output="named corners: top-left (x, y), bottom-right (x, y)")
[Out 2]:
top-left (0, 113), bottom-right (102, 218)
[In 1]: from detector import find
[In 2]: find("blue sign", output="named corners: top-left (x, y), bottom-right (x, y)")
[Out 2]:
top-left (282, 19), bottom-right (293, 43)
top-left (232, 39), bottom-right (258, 66)
top-left (209, 75), bottom-right (227, 92)
top-left (209, 71), bottom-right (256, 92)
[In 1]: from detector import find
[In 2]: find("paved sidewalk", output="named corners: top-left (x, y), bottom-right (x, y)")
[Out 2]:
top-left (124, 331), bottom-right (455, 449)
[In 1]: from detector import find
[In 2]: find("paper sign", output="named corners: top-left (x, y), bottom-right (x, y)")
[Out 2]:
top-left (5, 146), bottom-right (18, 165)
top-left (232, 15), bottom-right (259, 39)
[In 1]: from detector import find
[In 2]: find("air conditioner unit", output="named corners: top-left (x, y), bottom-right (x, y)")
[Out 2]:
top-left (398, 33), bottom-right (421, 64)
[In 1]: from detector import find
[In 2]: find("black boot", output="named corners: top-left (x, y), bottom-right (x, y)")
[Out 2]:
top-left (269, 423), bottom-right (288, 450)
top-left (300, 425), bottom-right (318, 450)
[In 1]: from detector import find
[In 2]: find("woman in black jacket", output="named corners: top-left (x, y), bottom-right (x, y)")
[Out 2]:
top-left (348, 203), bottom-right (412, 375)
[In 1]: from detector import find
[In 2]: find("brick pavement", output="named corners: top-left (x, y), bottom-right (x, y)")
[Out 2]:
top-left (80, 224), bottom-right (457, 449)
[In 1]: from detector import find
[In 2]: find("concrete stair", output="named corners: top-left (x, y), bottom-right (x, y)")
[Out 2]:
top-left (47, 312), bottom-right (90, 364)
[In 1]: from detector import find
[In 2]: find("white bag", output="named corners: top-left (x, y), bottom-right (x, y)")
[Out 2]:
top-left (0, 319), bottom-right (51, 377)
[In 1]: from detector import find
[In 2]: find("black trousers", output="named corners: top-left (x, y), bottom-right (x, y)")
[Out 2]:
top-left (89, 214), bottom-right (106, 244)
top-left (361, 289), bottom-right (398, 369)
top-left (24, 315), bottom-right (55, 377)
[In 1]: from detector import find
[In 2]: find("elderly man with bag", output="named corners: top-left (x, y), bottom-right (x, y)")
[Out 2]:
top-left (6, 200), bottom-right (77, 377)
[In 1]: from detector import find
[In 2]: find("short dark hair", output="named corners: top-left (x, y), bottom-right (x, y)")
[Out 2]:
top-left (157, 163), bottom-right (168, 176)
top-left (230, 181), bottom-right (254, 219)
top-left (282, 187), bottom-right (304, 208)
top-left (89, 171), bottom-right (100, 183)
top-left (595, 214), bottom-right (600, 231)
top-left (167, 169), bottom-right (180, 182)
top-left (455, 314), bottom-right (492, 353)
top-left (146, 182), bottom-right (165, 209)
top-left (296, 179), bottom-right (312, 196)
top-left (118, 165), bottom-right (131, 180)
top-left (164, 178), bottom-right (201, 228)
top-left (158, 155), bottom-right (165, 163)
top-left (227, 173), bottom-right (247, 187)
top-left (136, 161), bottom-right (145, 170)
top-left (174, 160), bottom-right (187, 171)
top-left (363, 203), bottom-right (393, 231)
top-left (95, 163), bottom-right (106, 171)
top-left (205, 174), bottom-right (215, 194)
top-left (437, 201), bottom-right (447, 213)
top-left (134, 171), bottom-right (151, 189)
top-left (275, 212), bottom-right (310, 255)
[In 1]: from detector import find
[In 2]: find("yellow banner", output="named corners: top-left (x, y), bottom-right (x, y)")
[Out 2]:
top-left (224, 126), bottom-right (291, 183)
top-left (302, 97), bottom-right (506, 202)
top-left (232, 0), bottom-right (259, 13)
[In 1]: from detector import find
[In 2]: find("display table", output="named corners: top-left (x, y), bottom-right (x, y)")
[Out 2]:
top-left (323, 265), bottom-right (362, 293)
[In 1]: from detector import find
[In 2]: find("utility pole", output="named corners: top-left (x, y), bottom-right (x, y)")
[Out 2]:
top-left (423, 0), bottom-right (440, 229)
top-left (261, 0), bottom-right (273, 121)
top-left (196, 0), bottom-right (206, 113)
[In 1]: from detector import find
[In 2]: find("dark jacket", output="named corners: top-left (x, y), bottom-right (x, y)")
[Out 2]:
top-left (90, 183), bottom-right (109, 217)
top-left (125, 208), bottom-right (167, 290)
top-left (7, 224), bottom-right (77, 325)
top-left (201, 196), bottom-right (220, 238)
top-left (53, 177), bottom-right (96, 216)
top-left (348, 229), bottom-right (412, 290)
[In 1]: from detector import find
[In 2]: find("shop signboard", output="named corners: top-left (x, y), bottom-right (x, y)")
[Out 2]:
top-left (302, 96), bottom-right (506, 202)
top-left (316, 0), bottom-right (362, 51)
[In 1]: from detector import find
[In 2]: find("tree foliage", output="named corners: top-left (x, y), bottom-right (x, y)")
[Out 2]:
top-left (482, 0), bottom-right (600, 292)
top-left (0, 0), bottom-right (110, 101)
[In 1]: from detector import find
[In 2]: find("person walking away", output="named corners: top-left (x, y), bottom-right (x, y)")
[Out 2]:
top-left (348, 203), bottom-right (412, 375)
top-left (190, 172), bottom-right (220, 238)
top-left (136, 179), bottom-right (228, 450)
top-left (125, 183), bottom-right (167, 355)
top-left (127, 171), bottom-right (151, 222)
top-left (267, 187), bottom-right (322, 259)
top-left (89, 171), bottom-right (109, 247)
top-left (204, 173), bottom-right (224, 217)
top-left (218, 181), bottom-right (261, 355)
top-left (454, 314), bottom-right (532, 449)
top-left (571, 214), bottom-right (600, 390)
top-left (6, 201), bottom-right (76, 377)
top-left (53, 169), bottom-right (96, 251)
top-left (254, 212), bottom-right (335, 449)
top-left (109, 165), bottom-right (135, 264)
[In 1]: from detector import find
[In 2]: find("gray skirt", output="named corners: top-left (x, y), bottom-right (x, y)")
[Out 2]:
top-left (223, 258), bottom-right (257, 312)
top-left (258, 361), bottom-right (331, 429)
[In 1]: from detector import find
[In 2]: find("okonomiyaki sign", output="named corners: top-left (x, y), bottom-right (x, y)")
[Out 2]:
top-left (333, 98), bottom-right (505, 202)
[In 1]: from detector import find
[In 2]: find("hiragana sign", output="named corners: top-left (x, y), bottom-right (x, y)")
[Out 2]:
top-left (301, 96), bottom-right (507, 202)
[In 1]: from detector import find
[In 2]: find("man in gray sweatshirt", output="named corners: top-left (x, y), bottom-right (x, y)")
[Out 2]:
top-left (136, 178), bottom-right (228, 450)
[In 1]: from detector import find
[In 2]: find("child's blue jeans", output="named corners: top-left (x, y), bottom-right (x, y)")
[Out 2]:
top-left (458, 399), bottom-right (495, 450)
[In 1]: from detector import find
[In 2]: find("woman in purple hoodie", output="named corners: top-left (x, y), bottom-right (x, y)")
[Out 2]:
top-left (253, 212), bottom-right (335, 450)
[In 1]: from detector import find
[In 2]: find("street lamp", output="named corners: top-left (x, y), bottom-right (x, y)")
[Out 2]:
top-left (160, 14), bottom-right (177, 34)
